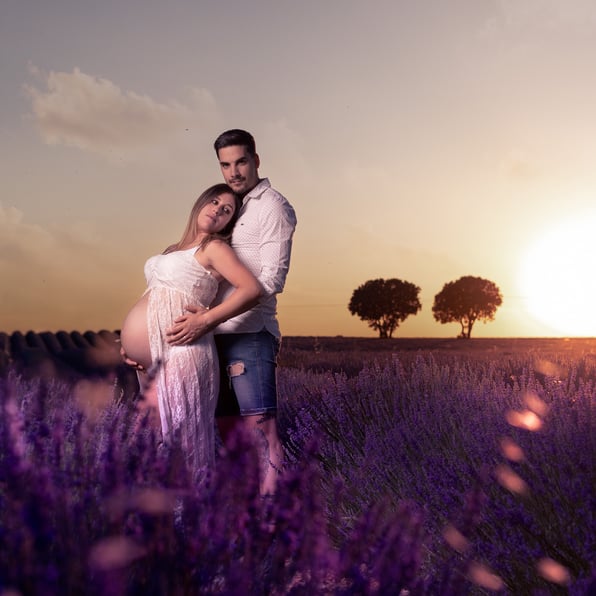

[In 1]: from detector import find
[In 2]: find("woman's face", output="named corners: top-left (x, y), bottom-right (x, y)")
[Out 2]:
top-left (197, 192), bottom-right (237, 233)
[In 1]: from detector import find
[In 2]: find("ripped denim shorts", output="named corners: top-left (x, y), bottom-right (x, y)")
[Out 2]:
top-left (214, 330), bottom-right (280, 417)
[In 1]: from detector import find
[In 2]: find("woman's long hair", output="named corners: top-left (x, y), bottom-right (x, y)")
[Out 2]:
top-left (163, 183), bottom-right (241, 254)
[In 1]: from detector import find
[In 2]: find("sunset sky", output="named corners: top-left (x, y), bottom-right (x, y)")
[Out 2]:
top-left (2, 0), bottom-right (596, 338)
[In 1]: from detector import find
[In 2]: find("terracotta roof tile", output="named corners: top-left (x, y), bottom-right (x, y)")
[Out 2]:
top-left (0, 330), bottom-right (138, 395)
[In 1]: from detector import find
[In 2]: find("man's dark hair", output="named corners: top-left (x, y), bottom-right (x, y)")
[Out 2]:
top-left (214, 129), bottom-right (256, 157)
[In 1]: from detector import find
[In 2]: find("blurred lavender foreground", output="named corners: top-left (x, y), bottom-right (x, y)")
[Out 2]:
top-left (0, 335), bottom-right (595, 594)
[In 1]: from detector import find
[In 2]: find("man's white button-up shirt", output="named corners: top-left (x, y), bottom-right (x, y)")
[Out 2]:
top-left (214, 178), bottom-right (297, 338)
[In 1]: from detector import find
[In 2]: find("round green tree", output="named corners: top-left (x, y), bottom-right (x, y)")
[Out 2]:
top-left (348, 278), bottom-right (422, 338)
top-left (432, 275), bottom-right (502, 338)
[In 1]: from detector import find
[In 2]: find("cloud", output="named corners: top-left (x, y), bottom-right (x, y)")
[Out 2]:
top-left (494, 0), bottom-right (596, 31)
top-left (24, 66), bottom-right (221, 161)
top-left (0, 203), bottom-right (55, 263)
top-left (480, 0), bottom-right (596, 47)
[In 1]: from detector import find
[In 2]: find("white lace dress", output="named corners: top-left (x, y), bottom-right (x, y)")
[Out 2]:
top-left (144, 246), bottom-right (219, 471)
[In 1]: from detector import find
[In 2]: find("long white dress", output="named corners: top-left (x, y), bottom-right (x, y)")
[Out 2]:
top-left (144, 246), bottom-right (219, 471)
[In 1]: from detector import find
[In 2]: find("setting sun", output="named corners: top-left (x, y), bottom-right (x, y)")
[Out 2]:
top-left (518, 212), bottom-right (596, 337)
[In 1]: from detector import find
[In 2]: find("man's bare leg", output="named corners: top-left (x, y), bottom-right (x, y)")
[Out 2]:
top-left (217, 415), bottom-right (242, 444)
top-left (217, 413), bottom-right (283, 495)
top-left (247, 413), bottom-right (284, 495)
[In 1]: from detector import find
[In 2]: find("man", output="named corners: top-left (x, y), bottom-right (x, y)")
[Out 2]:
top-left (167, 129), bottom-right (297, 495)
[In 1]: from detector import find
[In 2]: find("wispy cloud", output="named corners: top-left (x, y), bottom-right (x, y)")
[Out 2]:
top-left (495, 0), bottom-right (596, 30)
top-left (24, 65), bottom-right (221, 161)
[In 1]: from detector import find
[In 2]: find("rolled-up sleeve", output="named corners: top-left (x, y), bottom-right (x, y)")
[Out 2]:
top-left (258, 196), bottom-right (297, 297)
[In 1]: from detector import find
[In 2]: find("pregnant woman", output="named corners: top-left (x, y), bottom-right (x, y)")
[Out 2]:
top-left (120, 183), bottom-right (261, 473)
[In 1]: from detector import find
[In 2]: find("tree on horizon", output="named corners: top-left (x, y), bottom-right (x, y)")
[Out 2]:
top-left (348, 278), bottom-right (421, 338)
top-left (432, 275), bottom-right (502, 339)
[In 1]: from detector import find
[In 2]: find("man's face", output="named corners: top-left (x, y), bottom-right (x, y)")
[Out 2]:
top-left (217, 145), bottom-right (260, 196)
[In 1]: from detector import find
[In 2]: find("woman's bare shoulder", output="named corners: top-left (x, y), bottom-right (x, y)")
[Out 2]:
top-left (202, 238), bottom-right (235, 263)
top-left (205, 238), bottom-right (232, 253)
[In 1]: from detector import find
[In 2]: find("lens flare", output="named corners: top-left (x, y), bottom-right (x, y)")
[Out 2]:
top-left (536, 558), bottom-right (571, 585)
top-left (506, 409), bottom-right (543, 431)
top-left (523, 390), bottom-right (549, 417)
top-left (442, 523), bottom-right (470, 553)
top-left (468, 562), bottom-right (505, 591)
top-left (500, 436), bottom-right (525, 462)
top-left (495, 464), bottom-right (529, 495)
top-left (88, 536), bottom-right (147, 571)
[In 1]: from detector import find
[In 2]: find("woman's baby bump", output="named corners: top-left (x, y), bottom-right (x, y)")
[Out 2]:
top-left (120, 292), bottom-right (152, 370)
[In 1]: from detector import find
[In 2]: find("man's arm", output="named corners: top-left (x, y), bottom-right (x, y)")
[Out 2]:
top-left (166, 240), bottom-right (262, 346)
top-left (255, 196), bottom-right (297, 297)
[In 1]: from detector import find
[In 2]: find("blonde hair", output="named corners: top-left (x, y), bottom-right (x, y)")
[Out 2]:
top-left (164, 183), bottom-right (241, 254)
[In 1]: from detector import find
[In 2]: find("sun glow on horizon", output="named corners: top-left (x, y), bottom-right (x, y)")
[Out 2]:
top-left (518, 211), bottom-right (596, 337)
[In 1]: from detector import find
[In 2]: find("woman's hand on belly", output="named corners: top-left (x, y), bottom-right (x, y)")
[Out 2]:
top-left (120, 345), bottom-right (146, 371)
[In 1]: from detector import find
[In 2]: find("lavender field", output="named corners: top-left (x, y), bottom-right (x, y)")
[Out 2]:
top-left (1, 337), bottom-right (594, 594)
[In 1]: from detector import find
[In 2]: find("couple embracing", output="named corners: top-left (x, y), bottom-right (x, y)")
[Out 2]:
top-left (120, 129), bottom-right (297, 495)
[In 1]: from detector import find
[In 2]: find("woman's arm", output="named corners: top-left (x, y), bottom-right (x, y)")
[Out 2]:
top-left (166, 241), bottom-right (262, 346)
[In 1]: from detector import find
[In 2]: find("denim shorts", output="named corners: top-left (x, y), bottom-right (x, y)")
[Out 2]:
top-left (214, 330), bottom-right (281, 417)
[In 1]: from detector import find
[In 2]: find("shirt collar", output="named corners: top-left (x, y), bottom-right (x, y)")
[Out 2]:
top-left (243, 178), bottom-right (271, 204)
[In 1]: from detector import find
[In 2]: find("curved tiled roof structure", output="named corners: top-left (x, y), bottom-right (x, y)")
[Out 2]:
top-left (0, 330), bottom-right (139, 394)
